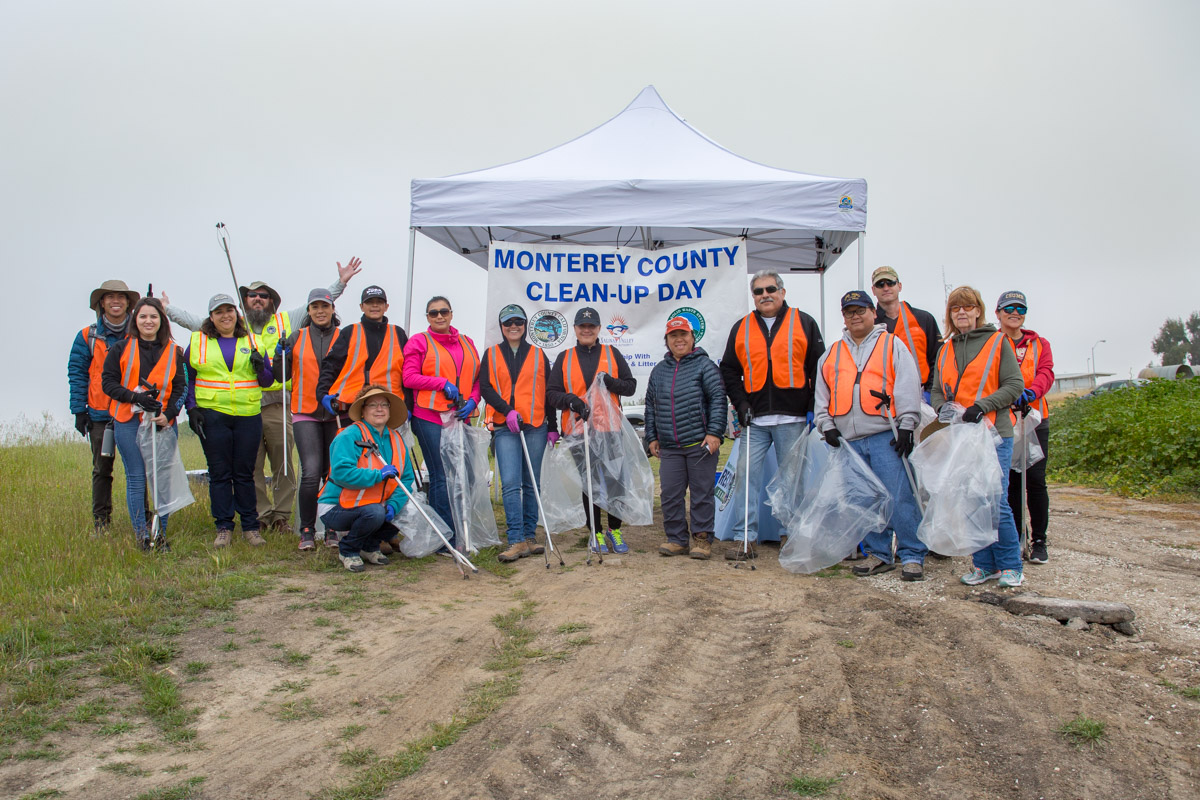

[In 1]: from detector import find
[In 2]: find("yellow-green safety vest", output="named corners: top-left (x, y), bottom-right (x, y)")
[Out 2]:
top-left (256, 311), bottom-right (292, 392)
top-left (190, 331), bottom-right (264, 416)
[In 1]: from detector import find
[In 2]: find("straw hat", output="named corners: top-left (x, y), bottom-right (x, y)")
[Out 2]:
top-left (348, 386), bottom-right (408, 429)
top-left (89, 279), bottom-right (140, 312)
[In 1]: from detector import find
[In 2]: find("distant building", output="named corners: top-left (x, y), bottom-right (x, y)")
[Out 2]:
top-left (1053, 372), bottom-right (1113, 394)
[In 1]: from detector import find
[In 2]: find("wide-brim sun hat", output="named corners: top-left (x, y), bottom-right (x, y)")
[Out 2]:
top-left (239, 281), bottom-right (282, 309)
top-left (348, 386), bottom-right (408, 430)
top-left (89, 279), bottom-right (140, 312)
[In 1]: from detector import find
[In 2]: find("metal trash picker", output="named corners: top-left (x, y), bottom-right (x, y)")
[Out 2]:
top-left (520, 429), bottom-right (564, 569)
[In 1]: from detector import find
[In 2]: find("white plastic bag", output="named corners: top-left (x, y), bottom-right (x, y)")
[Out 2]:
top-left (766, 427), bottom-right (830, 526)
top-left (779, 442), bottom-right (893, 574)
top-left (910, 420), bottom-right (1003, 556)
top-left (136, 418), bottom-right (194, 517)
top-left (538, 440), bottom-right (586, 533)
top-left (440, 417), bottom-right (501, 552)
top-left (916, 402), bottom-right (938, 440)
top-left (393, 492), bottom-right (452, 558)
top-left (1010, 409), bottom-right (1044, 473)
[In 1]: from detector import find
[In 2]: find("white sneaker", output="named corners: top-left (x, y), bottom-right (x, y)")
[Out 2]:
top-left (360, 550), bottom-right (389, 566)
top-left (997, 569), bottom-right (1024, 588)
top-left (340, 554), bottom-right (365, 573)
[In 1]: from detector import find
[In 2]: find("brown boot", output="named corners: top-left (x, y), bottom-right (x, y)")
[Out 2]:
top-left (659, 541), bottom-right (689, 556)
top-left (497, 540), bottom-right (531, 562)
top-left (380, 536), bottom-right (402, 556)
top-left (213, 529), bottom-right (233, 548)
top-left (779, 534), bottom-right (788, 548)
top-left (690, 532), bottom-right (712, 560)
top-left (243, 529), bottom-right (266, 547)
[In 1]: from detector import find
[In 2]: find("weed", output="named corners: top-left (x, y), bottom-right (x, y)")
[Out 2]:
top-left (18, 791), bottom-right (65, 800)
top-left (70, 699), bottom-right (115, 723)
top-left (183, 662), bottom-right (210, 676)
top-left (335, 645), bottom-right (365, 656)
top-left (340, 746), bottom-right (378, 766)
top-left (566, 636), bottom-right (593, 647)
top-left (100, 761), bottom-right (151, 777)
top-left (785, 773), bottom-right (842, 796)
top-left (218, 640), bottom-right (240, 652)
top-left (1059, 715), bottom-right (1107, 748)
top-left (1159, 679), bottom-right (1200, 700)
top-left (556, 621), bottom-right (590, 634)
top-left (133, 776), bottom-right (206, 800)
top-left (275, 698), bottom-right (322, 722)
top-left (313, 617), bottom-right (333, 627)
top-left (14, 746), bottom-right (63, 761)
top-left (836, 640), bottom-right (855, 649)
top-left (339, 724), bottom-right (366, 740)
top-left (278, 650), bottom-right (311, 667)
top-left (98, 721), bottom-right (138, 737)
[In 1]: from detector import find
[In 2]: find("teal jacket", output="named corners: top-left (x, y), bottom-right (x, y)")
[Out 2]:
top-left (319, 422), bottom-right (415, 517)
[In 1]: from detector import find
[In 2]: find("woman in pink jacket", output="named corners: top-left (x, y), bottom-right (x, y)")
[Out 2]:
top-left (401, 296), bottom-right (481, 550)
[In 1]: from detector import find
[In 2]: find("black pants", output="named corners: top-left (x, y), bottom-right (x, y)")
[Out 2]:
top-left (1008, 420), bottom-right (1050, 543)
top-left (293, 419), bottom-right (339, 530)
top-left (87, 418), bottom-right (115, 525)
top-left (200, 409), bottom-right (262, 532)
top-left (581, 494), bottom-right (622, 534)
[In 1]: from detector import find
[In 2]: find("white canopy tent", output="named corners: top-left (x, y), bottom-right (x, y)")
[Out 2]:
top-left (407, 86), bottom-right (868, 333)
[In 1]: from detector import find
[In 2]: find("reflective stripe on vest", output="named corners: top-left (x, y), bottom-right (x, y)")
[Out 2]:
top-left (938, 331), bottom-right (1006, 425)
top-left (560, 345), bottom-right (617, 435)
top-left (822, 334), bottom-right (897, 418)
top-left (734, 307), bottom-right (809, 393)
top-left (896, 302), bottom-right (930, 385)
top-left (82, 325), bottom-right (113, 412)
top-left (291, 326), bottom-right (341, 414)
top-left (414, 332), bottom-right (479, 417)
top-left (486, 344), bottom-right (546, 428)
top-left (257, 311), bottom-right (292, 391)
top-left (338, 421), bottom-right (407, 508)
top-left (1017, 337), bottom-right (1049, 419)
top-left (189, 331), bottom-right (263, 416)
top-left (110, 340), bottom-right (179, 423)
top-left (329, 323), bottom-right (403, 402)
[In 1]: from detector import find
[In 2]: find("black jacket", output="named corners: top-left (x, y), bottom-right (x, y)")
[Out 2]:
top-left (546, 342), bottom-right (637, 410)
top-left (718, 302), bottom-right (825, 419)
top-left (101, 338), bottom-right (187, 421)
top-left (875, 302), bottom-right (941, 392)
top-left (315, 315), bottom-right (410, 409)
top-left (478, 340), bottom-right (558, 433)
top-left (644, 347), bottom-right (726, 449)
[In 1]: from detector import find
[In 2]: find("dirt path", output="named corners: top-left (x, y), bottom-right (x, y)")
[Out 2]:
top-left (6, 486), bottom-right (1200, 799)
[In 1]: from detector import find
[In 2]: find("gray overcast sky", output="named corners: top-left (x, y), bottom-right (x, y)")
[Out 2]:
top-left (3, 1), bottom-right (1197, 425)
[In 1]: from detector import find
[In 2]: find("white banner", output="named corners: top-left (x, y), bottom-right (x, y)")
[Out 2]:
top-left (484, 238), bottom-right (749, 404)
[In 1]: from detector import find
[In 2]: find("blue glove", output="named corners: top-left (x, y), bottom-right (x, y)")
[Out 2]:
top-left (442, 380), bottom-right (460, 402)
top-left (321, 394), bottom-right (339, 415)
top-left (380, 464), bottom-right (399, 481)
top-left (805, 411), bottom-right (815, 430)
top-left (455, 398), bottom-right (477, 419)
top-left (384, 505), bottom-right (396, 522)
top-left (1020, 388), bottom-right (1036, 404)
top-left (922, 390), bottom-right (931, 405)
top-left (274, 338), bottom-right (290, 356)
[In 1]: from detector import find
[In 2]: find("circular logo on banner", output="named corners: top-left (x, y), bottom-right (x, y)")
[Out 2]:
top-left (669, 306), bottom-right (706, 344)
top-left (528, 310), bottom-right (568, 348)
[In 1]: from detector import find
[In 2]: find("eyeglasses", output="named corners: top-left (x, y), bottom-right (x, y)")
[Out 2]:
top-left (950, 305), bottom-right (976, 313)
top-left (842, 306), bottom-right (870, 317)
top-left (873, 279), bottom-right (898, 289)
top-left (752, 285), bottom-right (779, 296)
top-left (245, 291), bottom-right (271, 299)
top-left (501, 318), bottom-right (525, 327)
top-left (1000, 305), bottom-right (1027, 315)
top-left (427, 308), bottom-right (451, 317)
top-left (363, 401), bottom-right (390, 411)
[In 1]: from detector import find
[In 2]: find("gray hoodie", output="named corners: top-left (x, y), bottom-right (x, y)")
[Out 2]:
top-left (814, 324), bottom-right (922, 441)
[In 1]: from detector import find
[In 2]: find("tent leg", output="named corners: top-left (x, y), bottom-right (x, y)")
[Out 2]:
top-left (403, 227), bottom-right (417, 332)
top-left (857, 231), bottom-right (866, 290)
top-left (819, 270), bottom-right (826, 336)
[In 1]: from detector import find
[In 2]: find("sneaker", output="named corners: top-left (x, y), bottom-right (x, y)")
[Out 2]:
top-left (213, 529), bottom-right (233, 548)
top-left (137, 536), bottom-right (152, 552)
top-left (852, 555), bottom-right (896, 577)
top-left (690, 532), bottom-right (712, 560)
top-left (725, 541), bottom-right (758, 561)
top-left (360, 550), bottom-right (389, 566)
top-left (497, 540), bottom-right (532, 562)
top-left (997, 569), bottom-right (1024, 588)
top-left (153, 537), bottom-right (171, 554)
top-left (960, 567), bottom-right (1000, 586)
top-left (1028, 542), bottom-right (1048, 564)
top-left (324, 530), bottom-right (341, 549)
top-left (527, 541), bottom-right (545, 555)
top-left (900, 562), bottom-right (925, 582)
top-left (298, 528), bottom-right (317, 551)
top-left (590, 533), bottom-right (608, 554)
top-left (340, 553), bottom-right (365, 572)
top-left (243, 529), bottom-right (266, 547)
top-left (658, 541), bottom-right (689, 557)
top-left (607, 529), bottom-right (629, 554)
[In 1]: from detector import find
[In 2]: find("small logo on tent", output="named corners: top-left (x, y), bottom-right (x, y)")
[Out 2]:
top-left (606, 315), bottom-right (630, 340)
top-left (528, 310), bottom-right (568, 349)
top-left (668, 307), bottom-right (705, 344)
top-left (838, 195), bottom-right (854, 211)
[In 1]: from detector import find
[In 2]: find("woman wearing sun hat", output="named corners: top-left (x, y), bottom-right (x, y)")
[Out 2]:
top-left (319, 385), bottom-right (416, 573)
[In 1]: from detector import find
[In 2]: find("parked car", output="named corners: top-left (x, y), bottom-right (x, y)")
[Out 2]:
top-left (1085, 378), bottom-right (1149, 398)
top-left (623, 404), bottom-right (645, 435)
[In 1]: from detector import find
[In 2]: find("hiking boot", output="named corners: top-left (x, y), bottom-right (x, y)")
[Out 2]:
top-left (137, 536), bottom-right (152, 552)
top-left (153, 537), bottom-right (171, 554)
top-left (960, 567), bottom-right (999, 586)
top-left (900, 562), bottom-right (925, 582)
top-left (340, 553), bottom-right (365, 573)
top-left (659, 541), bottom-right (689, 557)
top-left (270, 519), bottom-right (292, 534)
top-left (852, 555), bottom-right (896, 577)
top-left (360, 550), bottom-right (389, 566)
top-left (527, 541), bottom-right (545, 555)
top-left (324, 530), bottom-right (340, 549)
top-left (779, 534), bottom-right (788, 549)
top-left (213, 529), bottom-right (233, 548)
top-left (690, 532), bottom-right (712, 560)
top-left (997, 569), bottom-right (1024, 588)
top-left (1028, 542), bottom-right (1048, 564)
top-left (725, 541), bottom-right (758, 560)
top-left (590, 533), bottom-right (608, 554)
top-left (243, 529), bottom-right (266, 547)
top-left (379, 538), bottom-right (394, 556)
top-left (498, 540), bottom-right (532, 562)
top-left (298, 527), bottom-right (317, 551)
top-left (607, 528), bottom-right (629, 554)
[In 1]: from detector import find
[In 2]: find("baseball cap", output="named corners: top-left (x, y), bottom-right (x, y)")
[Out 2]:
top-left (574, 307), bottom-right (600, 326)
top-left (208, 293), bottom-right (239, 313)
top-left (498, 303), bottom-right (527, 324)
top-left (665, 316), bottom-right (693, 335)
top-left (307, 288), bottom-right (334, 306)
top-left (360, 285), bottom-right (387, 303)
top-left (996, 290), bottom-right (1028, 310)
top-left (840, 290), bottom-right (874, 310)
top-left (871, 266), bottom-right (900, 284)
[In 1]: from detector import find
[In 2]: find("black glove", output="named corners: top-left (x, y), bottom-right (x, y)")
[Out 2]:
top-left (736, 402), bottom-right (753, 428)
top-left (132, 391), bottom-right (163, 414)
top-left (74, 412), bottom-right (90, 437)
top-left (1014, 396), bottom-right (1032, 417)
top-left (869, 389), bottom-right (892, 412)
top-left (891, 428), bottom-right (914, 458)
top-left (188, 408), bottom-right (206, 440)
top-left (962, 404), bottom-right (985, 424)
top-left (824, 427), bottom-right (842, 448)
top-left (602, 374), bottom-right (620, 392)
top-left (249, 350), bottom-right (266, 375)
top-left (566, 394), bottom-right (590, 421)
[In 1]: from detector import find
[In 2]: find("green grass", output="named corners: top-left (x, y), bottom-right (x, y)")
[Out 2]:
top-left (1058, 715), bottom-right (1107, 748)
top-left (18, 790), bottom-right (65, 800)
top-left (1159, 679), bottom-right (1200, 700)
top-left (133, 776), bottom-right (206, 800)
top-left (339, 746), bottom-right (378, 766)
top-left (339, 724), bottom-right (366, 740)
top-left (274, 698), bottom-right (322, 722)
top-left (100, 760), bottom-right (151, 776)
top-left (785, 772), bottom-right (843, 796)
top-left (555, 621), bottom-right (590, 634)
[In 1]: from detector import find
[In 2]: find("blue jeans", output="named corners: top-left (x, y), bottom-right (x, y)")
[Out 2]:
top-left (412, 416), bottom-right (454, 547)
top-left (114, 418), bottom-right (171, 540)
top-left (731, 420), bottom-right (804, 543)
top-left (493, 424), bottom-right (547, 544)
top-left (847, 430), bottom-right (926, 565)
top-left (321, 504), bottom-right (390, 558)
top-left (199, 409), bottom-right (262, 532)
top-left (973, 436), bottom-right (1022, 573)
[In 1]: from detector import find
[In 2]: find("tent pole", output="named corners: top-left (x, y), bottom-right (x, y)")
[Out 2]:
top-left (857, 231), bottom-right (866, 290)
top-left (403, 227), bottom-right (417, 332)
top-left (819, 270), bottom-right (826, 335)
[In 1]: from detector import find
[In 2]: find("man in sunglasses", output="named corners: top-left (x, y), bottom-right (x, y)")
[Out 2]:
top-left (162, 258), bottom-right (362, 534)
top-left (870, 266), bottom-right (941, 403)
top-left (719, 270), bottom-right (825, 560)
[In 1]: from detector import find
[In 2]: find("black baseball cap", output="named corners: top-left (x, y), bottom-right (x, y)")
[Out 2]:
top-left (840, 290), bottom-right (874, 310)
top-left (360, 285), bottom-right (387, 303)
top-left (574, 307), bottom-right (600, 326)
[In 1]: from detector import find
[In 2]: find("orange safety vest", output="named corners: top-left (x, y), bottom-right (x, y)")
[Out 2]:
top-left (338, 421), bottom-right (407, 508)
top-left (413, 332), bottom-right (479, 418)
top-left (822, 334), bottom-right (897, 418)
top-left (937, 331), bottom-right (1009, 426)
top-left (560, 345), bottom-right (620, 435)
top-left (734, 307), bottom-right (809, 393)
top-left (329, 323), bottom-right (404, 402)
top-left (109, 340), bottom-right (180, 423)
top-left (291, 326), bottom-right (341, 414)
top-left (1015, 336), bottom-right (1049, 419)
top-left (894, 302), bottom-right (931, 385)
top-left (486, 344), bottom-right (546, 428)
top-left (81, 325), bottom-right (116, 412)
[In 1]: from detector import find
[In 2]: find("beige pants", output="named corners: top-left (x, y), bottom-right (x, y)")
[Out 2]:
top-left (255, 401), bottom-right (297, 526)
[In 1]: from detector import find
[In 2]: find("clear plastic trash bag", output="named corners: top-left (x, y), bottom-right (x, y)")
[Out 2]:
top-left (779, 442), bottom-right (893, 574)
top-left (766, 426), bottom-right (831, 526)
top-left (916, 402), bottom-right (938, 440)
top-left (392, 491), bottom-right (452, 558)
top-left (136, 417), bottom-right (194, 517)
top-left (538, 439), bottom-right (586, 533)
top-left (440, 416), bottom-right (501, 552)
top-left (1011, 409), bottom-right (1044, 473)
top-left (909, 418), bottom-right (1003, 556)
top-left (714, 434), bottom-right (786, 542)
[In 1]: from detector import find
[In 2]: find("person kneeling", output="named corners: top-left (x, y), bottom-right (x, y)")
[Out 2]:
top-left (319, 385), bottom-right (415, 573)
top-left (813, 291), bottom-right (927, 581)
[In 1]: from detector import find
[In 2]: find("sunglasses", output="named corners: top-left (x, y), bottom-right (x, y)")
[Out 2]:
top-left (427, 308), bottom-right (451, 317)
top-left (1000, 305), bottom-right (1027, 315)
top-left (950, 304), bottom-right (976, 313)
top-left (245, 291), bottom-right (272, 299)
top-left (873, 279), bottom-right (898, 289)
top-left (752, 285), bottom-right (779, 296)
top-left (501, 318), bottom-right (525, 327)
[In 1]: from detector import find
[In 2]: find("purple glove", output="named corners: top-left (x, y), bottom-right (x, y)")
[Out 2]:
top-left (548, 432), bottom-right (560, 447)
top-left (505, 410), bottom-right (521, 434)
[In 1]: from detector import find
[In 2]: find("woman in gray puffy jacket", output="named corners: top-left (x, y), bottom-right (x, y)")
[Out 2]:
top-left (644, 317), bottom-right (727, 559)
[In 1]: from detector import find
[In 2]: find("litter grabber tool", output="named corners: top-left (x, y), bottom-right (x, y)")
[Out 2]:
top-left (1018, 402), bottom-right (1030, 560)
top-left (581, 418), bottom-right (603, 566)
top-left (520, 429), bottom-right (563, 569)
top-left (734, 414), bottom-right (755, 570)
top-left (870, 389), bottom-right (925, 515)
top-left (139, 380), bottom-right (169, 552)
